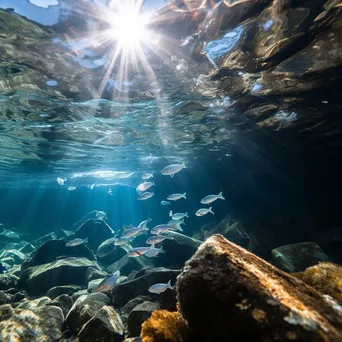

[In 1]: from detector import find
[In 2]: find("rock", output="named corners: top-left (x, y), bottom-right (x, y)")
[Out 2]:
top-left (123, 339), bottom-right (141, 342)
top-left (272, 241), bottom-right (330, 272)
top-left (48, 294), bottom-right (73, 317)
top-left (0, 257), bottom-right (15, 267)
top-left (0, 303), bottom-right (14, 321)
top-left (0, 249), bottom-right (27, 264)
top-left (47, 285), bottom-right (83, 299)
top-left (72, 289), bottom-right (89, 302)
top-left (88, 278), bottom-right (104, 293)
top-left (0, 303), bottom-right (64, 341)
top-left (107, 254), bottom-right (153, 276)
top-left (295, 262), bottom-right (342, 305)
top-left (127, 301), bottom-right (159, 337)
top-left (74, 220), bottom-right (114, 251)
top-left (21, 239), bottom-right (95, 271)
top-left (118, 296), bottom-right (153, 326)
top-left (33, 232), bottom-right (57, 245)
top-left (112, 268), bottom-right (179, 307)
top-left (0, 274), bottom-right (19, 290)
top-left (177, 234), bottom-right (342, 341)
top-left (66, 292), bottom-right (111, 333)
top-left (96, 238), bottom-right (127, 265)
top-left (19, 242), bottom-right (36, 254)
top-left (77, 305), bottom-right (125, 342)
top-left (0, 291), bottom-right (11, 305)
top-left (12, 290), bottom-right (26, 303)
top-left (85, 267), bottom-right (108, 283)
top-left (17, 296), bottom-right (51, 310)
top-left (9, 265), bottom-right (22, 276)
top-left (20, 257), bottom-right (100, 296)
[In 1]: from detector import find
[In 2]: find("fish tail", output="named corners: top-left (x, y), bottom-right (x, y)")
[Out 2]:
top-left (85, 237), bottom-right (88, 243)
top-left (167, 279), bottom-right (174, 290)
top-left (185, 212), bottom-right (188, 217)
top-left (209, 206), bottom-right (215, 215)
top-left (159, 246), bottom-right (166, 254)
top-left (182, 192), bottom-right (187, 199)
top-left (218, 191), bottom-right (225, 200)
top-left (176, 224), bottom-right (183, 232)
top-left (169, 210), bottom-right (173, 217)
top-left (182, 161), bottom-right (187, 168)
top-left (170, 174), bottom-right (174, 178)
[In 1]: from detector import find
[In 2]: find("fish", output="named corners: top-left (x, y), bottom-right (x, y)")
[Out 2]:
top-left (161, 201), bottom-right (172, 206)
top-left (146, 235), bottom-right (170, 244)
top-left (121, 227), bottom-right (148, 239)
top-left (138, 217), bottom-right (152, 229)
top-left (90, 183), bottom-right (97, 190)
top-left (169, 210), bottom-right (188, 220)
top-left (96, 271), bottom-right (120, 293)
top-left (0, 229), bottom-right (20, 240)
top-left (144, 245), bottom-right (165, 257)
top-left (127, 247), bottom-right (152, 257)
top-left (65, 237), bottom-right (88, 247)
top-left (136, 181), bottom-right (154, 192)
top-left (138, 192), bottom-right (154, 200)
top-left (108, 188), bottom-right (113, 196)
top-left (148, 280), bottom-right (173, 294)
top-left (167, 219), bottom-right (184, 232)
top-left (161, 162), bottom-right (186, 177)
top-left (196, 207), bottom-right (214, 216)
top-left (167, 192), bottom-right (186, 201)
top-left (200, 191), bottom-right (225, 204)
top-left (142, 172), bottom-right (153, 180)
top-left (68, 186), bottom-right (76, 191)
top-left (57, 177), bottom-right (66, 185)
top-left (114, 237), bottom-right (131, 246)
top-left (151, 224), bottom-right (175, 235)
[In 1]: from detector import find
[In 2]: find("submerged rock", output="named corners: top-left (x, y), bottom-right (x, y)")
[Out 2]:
top-left (47, 284), bottom-right (83, 299)
top-left (85, 267), bottom-right (107, 283)
top-left (177, 234), bottom-right (342, 341)
top-left (107, 254), bottom-right (153, 276)
top-left (272, 241), bottom-right (330, 272)
top-left (127, 301), bottom-right (159, 337)
top-left (77, 305), bottom-right (125, 342)
top-left (0, 291), bottom-right (11, 305)
top-left (0, 249), bottom-right (27, 265)
top-left (66, 292), bottom-right (111, 333)
top-left (48, 294), bottom-right (73, 317)
top-left (0, 274), bottom-right (19, 290)
top-left (0, 303), bottom-right (64, 341)
top-left (96, 238), bottom-right (127, 265)
top-left (112, 268), bottom-right (179, 307)
top-left (20, 257), bottom-right (100, 296)
top-left (21, 239), bottom-right (95, 271)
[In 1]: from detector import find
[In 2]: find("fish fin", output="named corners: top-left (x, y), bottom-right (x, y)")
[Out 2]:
top-left (182, 192), bottom-right (187, 199)
top-left (209, 206), bottom-right (215, 215)
top-left (182, 161), bottom-right (187, 168)
top-left (159, 246), bottom-right (166, 254)
top-left (151, 244), bottom-right (155, 249)
top-left (169, 210), bottom-right (173, 217)
top-left (185, 212), bottom-right (188, 218)
top-left (170, 174), bottom-right (174, 178)
top-left (218, 191), bottom-right (225, 200)
top-left (167, 279), bottom-right (174, 290)
top-left (176, 224), bottom-right (183, 232)
top-left (113, 270), bottom-right (120, 277)
top-left (84, 237), bottom-right (88, 243)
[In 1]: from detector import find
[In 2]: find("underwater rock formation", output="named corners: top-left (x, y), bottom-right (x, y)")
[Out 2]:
top-left (177, 234), bottom-right (342, 341)
top-left (48, 294), bottom-right (73, 317)
top-left (295, 262), bottom-right (342, 305)
top-left (47, 284), bottom-right (83, 299)
top-left (0, 274), bottom-right (19, 290)
top-left (272, 241), bottom-right (331, 272)
top-left (107, 254), bottom-right (153, 276)
top-left (97, 238), bottom-right (127, 265)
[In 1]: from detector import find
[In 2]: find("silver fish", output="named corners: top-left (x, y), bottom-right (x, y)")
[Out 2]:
top-left (96, 271), bottom-right (120, 293)
top-left (136, 181), bottom-right (154, 192)
top-left (169, 210), bottom-right (188, 220)
top-left (127, 247), bottom-right (151, 257)
top-left (138, 217), bottom-right (152, 229)
top-left (114, 237), bottom-right (131, 246)
top-left (146, 235), bottom-right (170, 244)
top-left (200, 192), bottom-right (225, 204)
top-left (167, 219), bottom-right (184, 232)
top-left (142, 172), bottom-right (153, 180)
top-left (161, 201), bottom-right (172, 206)
top-left (108, 188), bottom-right (113, 196)
top-left (138, 192), bottom-right (154, 200)
top-left (122, 226), bottom-right (148, 239)
top-left (196, 207), bottom-right (214, 216)
top-left (161, 162), bottom-right (186, 177)
top-left (144, 246), bottom-right (165, 257)
top-left (57, 177), bottom-right (66, 185)
top-left (148, 280), bottom-right (173, 294)
top-left (151, 224), bottom-right (175, 235)
top-left (167, 192), bottom-right (186, 201)
top-left (65, 237), bottom-right (88, 247)
top-left (68, 186), bottom-right (76, 191)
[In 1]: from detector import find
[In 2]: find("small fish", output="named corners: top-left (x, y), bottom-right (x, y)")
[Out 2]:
top-left (68, 186), bottom-right (76, 191)
top-left (138, 217), bottom-right (152, 229)
top-left (200, 192), bottom-right (225, 204)
top-left (90, 183), bottom-right (97, 190)
top-left (96, 271), bottom-right (120, 293)
top-left (161, 201), bottom-right (172, 206)
top-left (148, 280), bottom-right (173, 294)
top-left (127, 246), bottom-right (152, 257)
top-left (108, 189), bottom-right (113, 196)
top-left (146, 235), bottom-right (170, 244)
top-left (167, 192), bottom-right (186, 201)
top-left (138, 192), bottom-right (154, 200)
top-left (121, 227), bottom-right (148, 239)
top-left (167, 219), bottom-right (184, 232)
top-left (114, 237), bottom-right (131, 246)
top-left (65, 237), bottom-right (88, 247)
top-left (151, 224), bottom-right (175, 235)
top-left (142, 172), bottom-right (153, 180)
top-left (136, 181), bottom-right (154, 192)
top-left (169, 210), bottom-right (188, 220)
top-left (196, 207), bottom-right (214, 216)
top-left (144, 245), bottom-right (165, 257)
top-left (57, 177), bottom-right (66, 185)
top-left (161, 162), bottom-right (186, 177)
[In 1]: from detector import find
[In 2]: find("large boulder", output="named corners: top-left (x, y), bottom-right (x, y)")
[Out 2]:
top-left (85, 267), bottom-right (108, 283)
top-left (20, 257), bottom-right (100, 296)
top-left (66, 292), bottom-right (111, 333)
top-left (177, 234), bottom-right (342, 341)
top-left (47, 285), bottom-right (83, 299)
top-left (112, 268), bottom-right (179, 307)
top-left (272, 241), bottom-right (331, 272)
top-left (96, 238), bottom-right (127, 265)
top-left (0, 274), bottom-right (19, 290)
top-left (21, 239), bottom-right (95, 271)
top-left (0, 291), bottom-right (11, 305)
top-left (77, 305), bottom-right (125, 342)
top-left (74, 220), bottom-right (114, 251)
top-left (127, 301), bottom-right (159, 337)
top-left (0, 303), bottom-right (64, 341)
top-left (48, 294), bottom-right (73, 317)
top-left (0, 249), bottom-right (27, 265)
